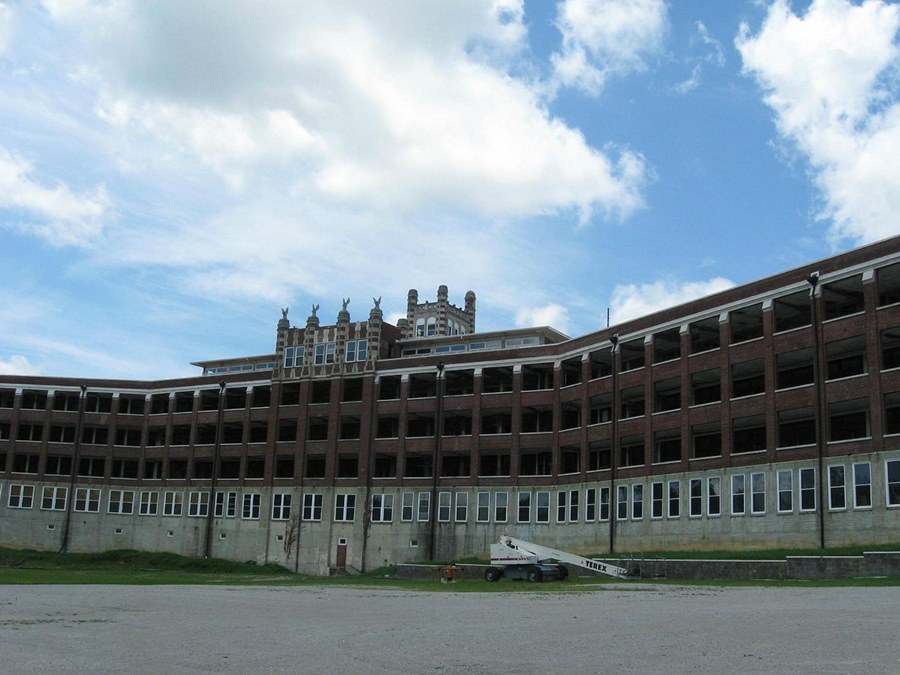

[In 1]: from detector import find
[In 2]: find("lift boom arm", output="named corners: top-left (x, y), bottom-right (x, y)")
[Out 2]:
top-left (491, 536), bottom-right (628, 579)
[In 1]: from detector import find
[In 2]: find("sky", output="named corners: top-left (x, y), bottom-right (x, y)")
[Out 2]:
top-left (1, 0), bottom-right (899, 380)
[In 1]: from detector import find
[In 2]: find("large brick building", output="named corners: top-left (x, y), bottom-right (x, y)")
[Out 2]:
top-left (1, 237), bottom-right (899, 574)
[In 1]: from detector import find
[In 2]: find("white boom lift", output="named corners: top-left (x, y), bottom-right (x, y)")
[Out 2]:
top-left (484, 536), bottom-right (629, 582)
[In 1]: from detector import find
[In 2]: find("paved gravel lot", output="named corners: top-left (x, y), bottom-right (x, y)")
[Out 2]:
top-left (1, 583), bottom-right (898, 674)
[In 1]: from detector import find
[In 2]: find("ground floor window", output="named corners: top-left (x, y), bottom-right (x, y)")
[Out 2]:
top-left (242, 493), bottom-right (261, 520)
top-left (631, 484), bottom-right (643, 520)
top-left (536, 491), bottom-right (550, 523)
top-left (163, 491), bottom-right (183, 516)
top-left (777, 469), bottom-right (793, 513)
top-left (707, 477), bottom-right (721, 516)
top-left (852, 462), bottom-right (871, 509)
top-left (215, 491), bottom-right (237, 518)
top-left (751, 473), bottom-right (766, 514)
top-left (109, 490), bottom-right (135, 515)
top-left (454, 492), bottom-right (468, 523)
top-left (303, 493), bottom-right (323, 521)
top-left (689, 479), bottom-right (702, 517)
top-left (371, 494), bottom-right (393, 523)
top-left (494, 492), bottom-right (508, 523)
top-left (140, 491), bottom-right (158, 516)
top-left (517, 492), bottom-right (531, 523)
top-left (651, 481), bottom-right (663, 519)
top-left (887, 459), bottom-right (900, 507)
top-left (800, 467), bottom-right (816, 511)
top-left (75, 488), bottom-right (101, 513)
top-left (667, 480), bottom-right (680, 518)
top-left (271, 493), bottom-right (291, 520)
top-left (334, 494), bottom-right (355, 522)
top-left (417, 492), bottom-right (430, 522)
top-left (188, 491), bottom-right (209, 517)
top-left (828, 465), bottom-right (846, 510)
top-left (401, 492), bottom-right (415, 522)
top-left (438, 492), bottom-right (451, 522)
top-left (731, 475), bottom-right (745, 515)
top-left (476, 492), bottom-right (490, 523)
top-left (9, 485), bottom-right (35, 509)
top-left (599, 486), bottom-right (610, 521)
top-left (41, 486), bottom-right (67, 511)
top-left (585, 488), bottom-right (596, 521)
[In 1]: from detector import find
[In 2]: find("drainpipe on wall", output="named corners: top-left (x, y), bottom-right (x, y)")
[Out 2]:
top-left (608, 336), bottom-right (619, 555)
top-left (204, 381), bottom-right (226, 559)
top-left (59, 384), bottom-right (87, 554)
top-left (428, 361), bottom-right (445, 562)
top-left (807, 273), bottom-right (827, 550)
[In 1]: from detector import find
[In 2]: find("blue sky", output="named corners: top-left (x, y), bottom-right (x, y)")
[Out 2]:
top-left (1, 0), bottom-right (899, 380)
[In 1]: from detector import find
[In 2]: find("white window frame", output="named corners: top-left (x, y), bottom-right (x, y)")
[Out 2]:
top-left (454, 492), bottom-right (468, 523)
top-left (334, 493), bottom-right (356, 522)
top-left (667, 480), bottom-right (680, 518)
top-left (75, 487), bottom-right (101, 513)
top-left (517, 491), bottom-right (531, 523)
top-left (242, 493), bottom-right (261, 520)
top-left (188, 491), bottom-right (209, 518)
top-left (476, 491), bottom-right (490, 523)
top-left (272, 492), bottom-right (292, 520)
top-left (494, 491), bottom-right (508, 523)
top-left (569, 489), bottom-right (579, 522)
top-left (707, 476), bottom-right (721, 517)
top-left (731, 474), bottom-right (745, 515)
top-left (750, 472), bottom-right (766, 514)
top-left (852, 462), bottom-right (872, 509)
top-left (556, 491), bottom-right (567, 523)
top-left (371, 493), bottom-right (394, 523)
top-left (140, 490), bottom-right (158, 516)
top-left (109, 489), bottom-right (135, 515)
top-left (650, 481), bottom-right (663, 519)
top-left (215, 491), bottom-right (237, 518)
top-left (585, 487), bottom-right (597, 522)
top-left (437, 491), bottom-right (452, 522)
top-left (777, 469), bottom-right (793, 513)
top-left (401, 492), bottom-right (414, 522)
top-left (535, 490), bottom-right (550, 523)
top-left (631, 484), bottom-right (643, 520)
top-left (8, 484), bottom-right (34, 509)
top-left (599, 486), bottom-right (610, 522)
top-left (689, 478), bottom-right (702, 518)
top-left (828, 465), bottom-right (846, 511)
top-left (886, 459), bottom-right (900, 508)
top-left (303, 493), bottom-right (323, 521)
top-left (41, 486), bottom-right (67, 511)
top-left (417, 492), bottom-right (430, 522)
top-left (800, 467), bottom-right (817, 512)
top-left (616, 485), bottom-right (628, 521)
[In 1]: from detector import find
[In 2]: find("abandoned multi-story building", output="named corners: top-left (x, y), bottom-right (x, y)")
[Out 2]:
top-left (1, 239), bottom-right (899, 574)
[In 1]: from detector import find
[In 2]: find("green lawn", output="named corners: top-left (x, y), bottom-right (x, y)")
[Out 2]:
top-left (1, 547), bottom-right (897, 588)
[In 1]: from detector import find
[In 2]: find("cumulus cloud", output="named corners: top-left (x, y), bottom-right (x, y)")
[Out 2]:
top-left (608, 277), bottom-right (735, 324)
top-left (0, 355), bottom-right (41, 376)
top-left (551, 0), bottom-right (668, 96)
top-left (43, 0), bottom-right (647, 221)
top-left (515, 303), bottom-right (571, 333)
top-left (0, 146), bottom-right (109, 246)
top-left (737, 0), bottom-right (900, 246)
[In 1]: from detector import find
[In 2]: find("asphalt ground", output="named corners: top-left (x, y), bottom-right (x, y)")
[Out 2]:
top-left (1, 583), bottom-right (898, 674)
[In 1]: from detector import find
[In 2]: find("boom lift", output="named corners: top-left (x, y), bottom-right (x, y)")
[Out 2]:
top-left (484, 536), bottom-right (629, 582)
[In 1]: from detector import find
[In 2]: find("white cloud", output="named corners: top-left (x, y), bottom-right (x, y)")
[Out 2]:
top-left (737, 0), bottom-right (900, 246)
top-left (0, 3), bottom-right (13, 54)
top-left (0, 146), bottom-right (109, 246)
top-left (43, 0), bottom-right (647, 222)
top-left (551, 0), bottom-right (668, 96)
top-left (0, 355), bottom-right (41, 376)
top-left (515, 303), bottom-right (570, 333)
top-left (608, 277), bottom-right (735, 324)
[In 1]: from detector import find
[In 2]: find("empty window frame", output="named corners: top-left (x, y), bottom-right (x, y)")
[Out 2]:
top-left (521, 407), bottom-right (553, 433)
top-left (13, 453), bottom-right (39, 473)
top-left (731, 359), bottom-right (765, 398)
top-left (522, 364), bottom-right (554, 391)
top-left (481, 410), bottom-right (512, 435)
top-left (853, 462), bottom-right (872, 509)
top-left (588, 442), bottom-right (611, 471)
top-left (776, 348), bottom-right (814, 389)
top-left (777, 469), bottom-right (793, 513)
top-left (560, 403), bottom-right (581, 431)
top-left (21, 389), bottom-right (48, 410)
top-left (691, 369), bottom-right (721, 406)
top-left (619, 339), bottom-right (645, 372)
top-left (559, 446), bottom-right (579, 474)
top-left (654, 378), bottom-right (681, 413)
top-left (732, 416), bottom-right (766, 454)
top-left (828, 465), bottom-right (847, 510)
top-left (655, 430), bottom-right (682, 463)
top-left (479, 452), bottom-right (510, 477)
top-left (885, 392), bottom-right (900, 435)
top-left (877, 261), bottom-right (900, 306)
top-left (730, 304), bottom-right (764, 343)
top-left (619, 436), bottom-right (645, 468)
top-left (774, 290), bottom-right (811, 332)
top-left (589, 349), bottom-right (613, 379)
top-left (589, 395), bottom-right (612, 425)
top-left (653, 328), bottom-right (681, 363)
top-left (444, 369), bottom-right (475, 396)
top-left (53, 391), bottom-right (81, 411)
top-left (823, 275), bottom-right (864, 320)
top-left (689, 317), bottom-right (720, 353)
top-left (561, 358), bottom-right (582, 387)
top-left (378, 376), bottom-right (401, 400)
top-left (828, 399), bottom-right (870, 442)
top-left (881, 328), bottom-right (900, 370)
top-left (692, 423), bottom-right (722, 459)
top-left (482, 367), bottom-right (514, 393)
top-left (520, 451), bottom-right (552, 476)
top-left (620, 386), bottom-right (645, 419)
top-left (107, 490), bottom-right (134, 515)
top-left (441, 454), bottom-right (470, 478)
top-left (826, 335), bottom-right (866, 380)
top-left (45, 455), bottom-right (72, 476)
top-left (778, 408), bottom-right (816, 448)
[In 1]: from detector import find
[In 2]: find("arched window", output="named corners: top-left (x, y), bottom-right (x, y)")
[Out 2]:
top-left (426, 317), bottom-right (437, 336)
top-left (416, 318), bottom-right (426, 337)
